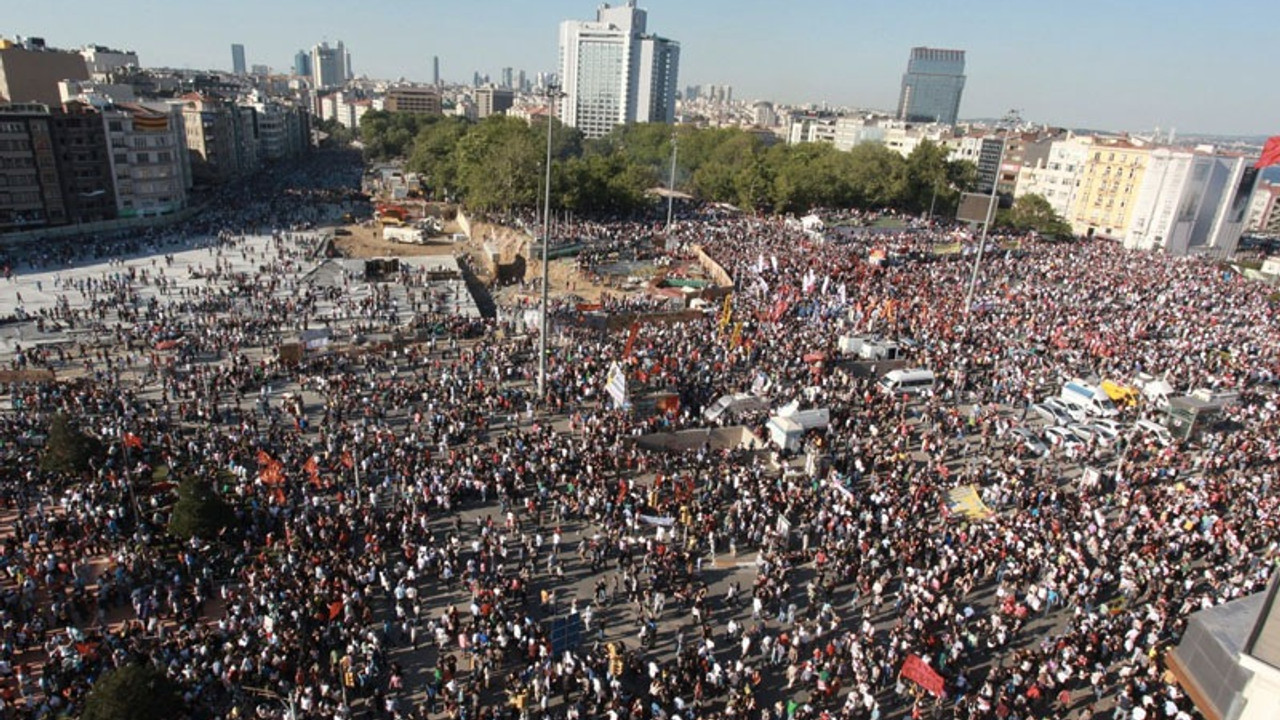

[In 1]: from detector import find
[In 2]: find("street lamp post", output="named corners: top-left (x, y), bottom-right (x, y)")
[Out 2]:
top-left (538, 84), bottom-right (564, 401)
top-left (964, 136), bottom-right (1008, 316)
top-left (665, 129), bottom-right (679, 233)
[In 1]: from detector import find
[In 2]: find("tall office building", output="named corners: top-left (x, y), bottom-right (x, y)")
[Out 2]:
top-left (896, 47), bottom-right (966, 125)
top-left (230, 43), bottom-right (246, 75)
top-left (500, 67), bottom-right (514, 89)
top-left (311, 41), bottom-right (347, 90)
top-left (294, 50), bottom-right (311, 78)
top-left (432, 56), bottom-right (440, 86)
top-left (476, 87), bottom-right (514, 118)
top-left (558, 1), bottom-right (680, 139)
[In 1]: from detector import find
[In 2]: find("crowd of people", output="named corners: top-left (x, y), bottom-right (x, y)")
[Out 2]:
top-left (0, 155), bottom-right (1275, 720)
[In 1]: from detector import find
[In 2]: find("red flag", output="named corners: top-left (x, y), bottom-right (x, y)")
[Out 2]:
top-left (123, 432), bottom-right (143, 450)
top-left (1256, 136), bottom-right (1280, 169)
top-left (328, 601), bottom-right (344, 621)
top-left (901, 654), bottom-right (945, 697)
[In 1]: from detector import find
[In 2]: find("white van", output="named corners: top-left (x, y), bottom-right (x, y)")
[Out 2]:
top-left (878, 369), bottom-right (935, 396)
top-left (1060, 381), bottom-right (1119, 418)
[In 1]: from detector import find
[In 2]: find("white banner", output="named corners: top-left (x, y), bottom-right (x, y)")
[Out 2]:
top-left (639, 515), bottom-right (676, 527)
top-left (605, 362), bottom-right (629, 409)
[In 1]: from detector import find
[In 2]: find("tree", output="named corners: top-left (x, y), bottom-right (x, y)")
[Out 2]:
top-left (314, 118), bottom-right (354, 148)
top-left (40, 413), bottom-right (102, 474)
top-left (168, 477), bottom-right (234, 542)
top-left (81, 662), bottom-right (184, 720)
top-left (997, 193), bottom-right (1073, 239)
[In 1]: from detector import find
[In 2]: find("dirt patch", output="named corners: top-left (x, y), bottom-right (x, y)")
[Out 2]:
top-left (332, 223), bottom-right (460, 258)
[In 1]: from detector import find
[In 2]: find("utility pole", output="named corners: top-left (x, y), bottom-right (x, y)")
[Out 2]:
top-left (665, 129), bottom-right (679, 233)
top-left (964, 135), bottom-right (1007, 316)
top-left (538, 84), bottom-right (564, 400)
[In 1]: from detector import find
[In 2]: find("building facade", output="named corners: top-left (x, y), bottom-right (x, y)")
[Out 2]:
top-left (559, 1), bottom-right (679, 138)
top-left (48, 102), bottom-right (116, 224)
top-left (0, 104), bottom-right (65, 230)
top-left (311, 41), bottom-right (347, 90)
top-left (384, 86), bottom-right (442, 115)
top-left (0, 40), bottom-right (90, 106)
top-left (177, 93), bottom-right (240, 186)
top-left (79, 45), bottom-right (139, 80)
top-left (231, 44), bottom-right (246, 75)
top-left (475, 87), bottom-right (513, 118)
top-left (1070, 138), bottom-right (1150, 238)
top-left (1125, 148), bottom-right (1254, 256)
top-left (293, 50), bottom-right (311, 78)
top-left (1246, 181), bottom-right (1280, 235)
top-left (897, 47), bottom-right (965, 126)
top-left (103, 102), bottom-right (188, 217)
top-left (1015, 135), bottom-right (1089, 219)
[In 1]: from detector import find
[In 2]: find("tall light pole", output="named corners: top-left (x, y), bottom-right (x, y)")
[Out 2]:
top-left (538, 84), bottom-right (563, 400)
top-left (665, 129), bottom-right (679, 233)
top-left (964, 135), bottom-right (1007, 316)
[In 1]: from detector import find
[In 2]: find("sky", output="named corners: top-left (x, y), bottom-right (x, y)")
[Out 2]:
top-left (5, 0), bottom-right (1276, 137)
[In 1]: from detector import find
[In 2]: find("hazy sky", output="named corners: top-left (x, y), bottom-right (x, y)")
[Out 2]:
top-left (7, 0), bottom-right (1276, 136)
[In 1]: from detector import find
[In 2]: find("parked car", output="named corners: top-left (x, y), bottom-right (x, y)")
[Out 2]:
top-left (1135, 418), bottom-right (1175, 447)
top-left (1010, 427), bottom-right (1049, 457)
top-left (1044, 397), bottom-right (1087, 423)
top-left (1068, 423), bottom-right (1098, 443)
top-left (1086, 422), bottom-right (1119, 446)
top-left (1029, 402), bottom-right (1070, 425)
top-left (1044, 426), bottom-right (1084, 451)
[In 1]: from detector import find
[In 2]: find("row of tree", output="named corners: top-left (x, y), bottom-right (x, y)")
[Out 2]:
top-left (357, 112), bottom-right (976, 215)
top-left (356, 111), bottom-right (1074, 237)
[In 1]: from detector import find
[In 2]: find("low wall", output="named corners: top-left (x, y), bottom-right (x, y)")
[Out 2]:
top-left (691, 244), bottom-right (734, 289)
top-left (455, 208), bottom-right (474, 240)
top-left (0, 204), bottom-right (204, 245)
top-left (634, 425), bottom-right (764, 453)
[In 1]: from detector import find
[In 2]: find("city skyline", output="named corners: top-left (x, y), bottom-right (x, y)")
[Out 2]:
top-left (6, 0), bottom-right (1276, 137)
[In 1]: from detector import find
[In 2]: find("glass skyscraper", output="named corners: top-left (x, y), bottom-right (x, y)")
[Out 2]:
top-left (897, 47), bottom-right (966, 126)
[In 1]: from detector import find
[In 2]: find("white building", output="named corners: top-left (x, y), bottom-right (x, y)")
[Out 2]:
top-left (104, 103), bottom-right (189, 217)
top-left (79, 45), bottom-right (139, 81)
top-left (1125, 147), bottom-right (1254, 256)
top-left (832, 116), bottom-right (885, 152)
top-left (1015, 135), bottom-right (1089, 219)
top-left (558, 1), bottom-right (679, 138)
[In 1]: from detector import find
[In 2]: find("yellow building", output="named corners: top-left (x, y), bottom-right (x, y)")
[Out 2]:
top-left (1070, 138), bottom-right (1150, 239)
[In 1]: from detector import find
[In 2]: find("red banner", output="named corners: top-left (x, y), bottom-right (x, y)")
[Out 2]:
top-left (1256, 136), bottom-right (1280, 169)
top-left (901, 654), bottom-right (945, 697)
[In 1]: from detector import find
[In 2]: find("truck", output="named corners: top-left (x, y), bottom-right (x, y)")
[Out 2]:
top-left (1060, 380), bottom-right (1119, 418)
top-left (838, 335), bottom-right (901, 361)
top-left (383, 226), bottom-right (426, 244)
top-left (1100, 379), bottom-right (1139, 407)
top-left (766, 407), bottom-right (830, 451)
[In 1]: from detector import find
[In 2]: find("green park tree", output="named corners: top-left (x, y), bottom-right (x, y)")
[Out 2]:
top-left (997, 193), bottom-right (1074, 239)
top-left (168, 477), bottom-right (235, 542)
top-left (80, 662), bottom-right (184, 720)
top-left (40, 413), bottom-right (103, 474)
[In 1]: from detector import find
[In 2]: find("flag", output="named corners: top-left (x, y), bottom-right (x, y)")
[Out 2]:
top-left (1256, 136), bottom-right (1280, 169)
top-left (123, 432), bottom-right (143, 450)
top-left (900, 654), bottom-right (945, 697)
top-left (328, 600), bottom-right (344, 621)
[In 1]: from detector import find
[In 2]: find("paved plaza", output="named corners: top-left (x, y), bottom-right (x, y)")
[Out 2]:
top-left (0, 151), bottom-right (1270, 720)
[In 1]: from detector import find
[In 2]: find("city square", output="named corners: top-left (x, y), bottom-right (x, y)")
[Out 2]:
top-left (0, 2), bottom-right (1279, 720)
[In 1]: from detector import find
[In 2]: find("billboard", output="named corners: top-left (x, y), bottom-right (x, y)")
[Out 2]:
top-left (957, 192), bottom-right (998, 225)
